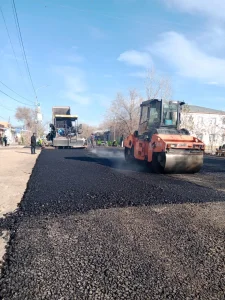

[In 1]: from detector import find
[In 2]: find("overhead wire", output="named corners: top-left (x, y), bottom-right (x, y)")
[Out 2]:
top-left (0, 102), bottom-right (15, 112)
top-left (0, 115), bottom-right (8, 121)
top-left (0, 80), bottom-right (33, 104)
top-left (0, 4), bottom-right (34, 106)
top-left (0, 5), bottom-right (24, 79)
top-left (11, 0), bottom-right (38, 100)
top-left (0, 89), bottom-right (34, 106)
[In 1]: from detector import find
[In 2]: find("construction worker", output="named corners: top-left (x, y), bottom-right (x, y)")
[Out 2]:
top-left (31, 133), bottom-right (36, 154)
top-left (3, 135), bottom-right (7, 146)
top-left (90, 133), bottom-right (95, 148)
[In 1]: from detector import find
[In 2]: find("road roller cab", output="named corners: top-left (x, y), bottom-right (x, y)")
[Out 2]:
top-left (124, 99), bottom-right (205, 173)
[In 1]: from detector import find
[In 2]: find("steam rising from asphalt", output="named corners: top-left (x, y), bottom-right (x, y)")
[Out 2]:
top-left (88, 147), bottom-right (147, 172)
top-left (89, 147), bottom-right (125, 159)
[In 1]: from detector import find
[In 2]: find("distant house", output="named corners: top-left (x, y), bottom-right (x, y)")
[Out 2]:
top-left (0, 121), bottom-right (25, 144)
top-left (0, 121), bottom-right (9, 139)
top-left (181, 105), bottom-right (225, 153)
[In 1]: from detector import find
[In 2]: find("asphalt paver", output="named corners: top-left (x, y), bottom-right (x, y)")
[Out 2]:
top-left (0, 149), bottom-right (225, 299)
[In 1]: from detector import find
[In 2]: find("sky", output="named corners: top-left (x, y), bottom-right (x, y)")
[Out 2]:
top-left (1, 0), bottom-right (225, 126)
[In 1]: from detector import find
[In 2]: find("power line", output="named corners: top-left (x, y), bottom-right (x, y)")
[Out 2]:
top-left (0, 80), bottom-right (33, 104)
top-left (0, 6), bottom-right (24, 78)
top-left (11, 0), bottom-right (38, 100)
top-left (0, 102), bottom-right (15, 112)
top-left (1, 5), bottom-right (34, 101)
top-left (0, 115), bottom-right (8, 121)
top-left (0, 89), bottom-right (34, 106)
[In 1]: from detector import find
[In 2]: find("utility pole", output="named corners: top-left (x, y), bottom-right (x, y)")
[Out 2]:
top-left (35, 99), bottom-right (43, 139)
top-left (35, 97), bottom-right (38, 136)
top-left (34, 85), bottom-right (49, 138)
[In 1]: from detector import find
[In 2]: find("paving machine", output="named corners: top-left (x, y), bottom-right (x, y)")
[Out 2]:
top-left (47, 106), bottom-right (85, 149)
top-left (124, 99), bottom-right (205, 173)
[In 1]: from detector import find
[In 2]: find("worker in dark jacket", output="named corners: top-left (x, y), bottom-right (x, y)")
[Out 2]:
top-left (3, 135), bottom-right (7, 146)
top-left (31, 133), bottom-right (36, 154)
top-left (90, 133), bottom-right (95, 148)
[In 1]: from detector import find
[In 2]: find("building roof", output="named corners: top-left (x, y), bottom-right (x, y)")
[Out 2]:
top-left (0, 121), bottom-right (10, 128)
top-left (185, 105), bottom-right (225, 115)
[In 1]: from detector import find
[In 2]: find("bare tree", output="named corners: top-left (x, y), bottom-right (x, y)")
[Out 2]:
top-left (145, 67), bottom-right (172, 101)
top-left (15, 107), bottom-right (36, 129)
top-left (103, 68), bottom-right (172, 139)
top-left (15, 106), bottom-right (45, 144)
top-left (104, 89), bottom-right (143, 137)
top-left (81, 123), bottom-right (97, 138)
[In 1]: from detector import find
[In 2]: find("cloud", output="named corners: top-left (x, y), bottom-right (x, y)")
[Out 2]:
top-left (164, 0), bottom-right (225, 20)
top-left (207, 81), bottom-right (219, 85)
top-left (53, 67), bottom-right (111, 107)
top-left (128, 71), bottom-right (146, 78)
top-left (89, 26), bottom-right (106, 39)
top-left (196, 26), bottom-right (225, 55)
top-left (54, 66), bottom-right (90, 105)
top-left (150, 31), bottom-right (225, 85)
top-left (118, 50), bottom-right (152, 67)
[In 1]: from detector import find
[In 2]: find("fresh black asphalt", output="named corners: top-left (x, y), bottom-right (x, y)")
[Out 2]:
top-left (0, 149), bottom-right (224, 299)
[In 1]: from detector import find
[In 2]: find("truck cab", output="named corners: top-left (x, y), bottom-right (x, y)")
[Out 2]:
top-left (138, 99), bottom-right (185, 137)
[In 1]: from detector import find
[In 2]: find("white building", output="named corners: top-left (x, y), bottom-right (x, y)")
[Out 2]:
top-left (181, 105), bottom-right (225, 153)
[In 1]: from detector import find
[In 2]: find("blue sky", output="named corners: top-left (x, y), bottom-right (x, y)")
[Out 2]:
top-left (1, 0), bottom-right (225, 126)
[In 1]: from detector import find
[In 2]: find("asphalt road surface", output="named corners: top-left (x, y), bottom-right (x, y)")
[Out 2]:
top-left (0, 148), bottom-right (225, 299)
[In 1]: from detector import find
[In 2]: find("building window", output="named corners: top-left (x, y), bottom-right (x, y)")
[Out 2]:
top-left (209, 134), bottom-right (216, 142)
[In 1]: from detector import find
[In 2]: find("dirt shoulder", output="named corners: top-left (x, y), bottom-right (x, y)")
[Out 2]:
top-left (0, 148), bottom-right (40, 266)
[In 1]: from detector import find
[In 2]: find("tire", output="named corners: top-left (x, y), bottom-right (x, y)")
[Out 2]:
top-left (152, 153), bottom-right (165, 173)
top-left (125, 146), bottom-right (135, 163)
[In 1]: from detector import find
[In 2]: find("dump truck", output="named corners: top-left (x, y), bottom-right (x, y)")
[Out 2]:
top-left (124, 99), bottom-right (205, 173)
top-left (48, 106), bottom-right (85, 149)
